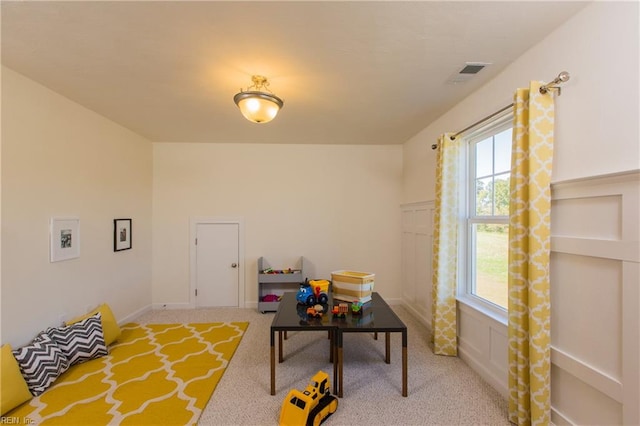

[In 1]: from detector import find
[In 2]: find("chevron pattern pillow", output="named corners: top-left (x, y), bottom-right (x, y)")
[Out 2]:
top-left (13, 333), bottom-right (69, 396)
top-left (44, 312), bottom-right (108, 366)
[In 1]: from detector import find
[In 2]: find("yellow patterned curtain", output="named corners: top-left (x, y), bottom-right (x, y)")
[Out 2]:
top-left (431, 133), bottom-right (460, 356)
top-left (508, 81), bottom-right (554, 425)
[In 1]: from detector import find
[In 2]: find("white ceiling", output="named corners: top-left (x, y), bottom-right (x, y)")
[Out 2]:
top-left (1, 1), bottom-right (588, 145)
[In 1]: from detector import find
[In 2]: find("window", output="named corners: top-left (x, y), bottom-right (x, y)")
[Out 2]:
top-left (460, 116), bottom-right (512, 315)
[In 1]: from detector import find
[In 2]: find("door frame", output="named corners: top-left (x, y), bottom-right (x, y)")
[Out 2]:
top-left (189, 217), bottom-right (245, 308)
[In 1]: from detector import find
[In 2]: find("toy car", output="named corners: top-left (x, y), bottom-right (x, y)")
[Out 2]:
top-left (296, 279), bottom-right (330, 306)
top-left (307, 304), bottom-right (324, 318)
top-left (331, 303), bottom-right (349, 318)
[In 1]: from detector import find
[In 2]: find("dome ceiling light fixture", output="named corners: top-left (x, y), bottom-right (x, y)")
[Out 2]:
top-left (233, 75), bottom-right (284, 124)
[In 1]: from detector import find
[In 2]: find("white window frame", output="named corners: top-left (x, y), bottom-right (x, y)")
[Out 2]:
top-left (457, 111), bottom-right (513, 324)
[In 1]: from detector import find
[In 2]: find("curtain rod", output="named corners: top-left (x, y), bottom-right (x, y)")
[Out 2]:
top-left (431, 71), bottom-right (570, 150)
top-left (451, 103), bottom-right (514, 141)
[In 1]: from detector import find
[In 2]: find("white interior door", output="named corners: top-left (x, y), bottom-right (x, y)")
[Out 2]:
top-left (195, 223), bottom-right (239, 307)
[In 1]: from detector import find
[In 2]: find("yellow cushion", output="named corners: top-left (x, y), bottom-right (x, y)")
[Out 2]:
top-left (1, 344), bottom-right (32, 415)
top-left (67, 303), bottom-right (121, 345)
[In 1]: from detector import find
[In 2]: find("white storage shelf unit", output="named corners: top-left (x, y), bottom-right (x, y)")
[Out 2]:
top-left (257, 256), bottom-right (306, 313)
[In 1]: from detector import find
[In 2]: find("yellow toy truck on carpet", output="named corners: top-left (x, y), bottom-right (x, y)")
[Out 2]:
top-left (279, 371), bottom-right (338, 426)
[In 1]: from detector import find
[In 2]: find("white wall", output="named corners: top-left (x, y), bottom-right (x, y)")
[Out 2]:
top-left (403, 1), bottom-right (639, 202)
top-left (1, 67), bottom-right (153, 347)
top-left (401, 2), bottom-right (639, 424)
top-left (152, 143), bottom-right (403, 307)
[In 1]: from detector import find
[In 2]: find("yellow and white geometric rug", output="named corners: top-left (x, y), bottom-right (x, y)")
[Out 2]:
top-left (8, 322), bottom-right (248, 425)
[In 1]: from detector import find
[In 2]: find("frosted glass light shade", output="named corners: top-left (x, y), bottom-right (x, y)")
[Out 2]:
top-left (233, 91), bottom-right (283, 124)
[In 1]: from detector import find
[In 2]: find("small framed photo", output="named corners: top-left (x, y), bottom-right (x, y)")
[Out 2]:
top-left (114, 219), bottom-right (132, 251)
top-left (50, 217), bottom-right (80, 262)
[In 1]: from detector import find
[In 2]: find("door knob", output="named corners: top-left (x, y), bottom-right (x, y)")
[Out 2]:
top-left (231, 263), bottom-right (238, 268)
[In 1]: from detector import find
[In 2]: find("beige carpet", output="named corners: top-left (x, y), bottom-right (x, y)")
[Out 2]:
top-left (134, 305), bottom-right (509, 425)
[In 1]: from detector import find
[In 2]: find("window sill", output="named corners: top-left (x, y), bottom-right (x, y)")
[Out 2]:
top-left (456, 295), bottom-right (508, 327)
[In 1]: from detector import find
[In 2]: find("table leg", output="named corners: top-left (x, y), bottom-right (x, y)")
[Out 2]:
top-left (329, 330), bottom-right (333, 363)
top-left (402, 330), bottom-right (408, 397)
top-left (270, 330), bottom-right (276, 395)
top-left (385, 332), bottom-right (391, 364)
top-left (338, 332), bottom-right (343, 398)
top-left (332, 330), bottom-right (338, 395)
top-left (278, 331), bottom-right (284, 363)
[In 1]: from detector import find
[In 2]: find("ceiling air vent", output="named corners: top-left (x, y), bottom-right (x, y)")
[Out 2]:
top-left (446, 62), bottom-right (491, 84)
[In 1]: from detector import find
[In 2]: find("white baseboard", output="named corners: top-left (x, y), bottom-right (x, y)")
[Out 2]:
top-left (551, 406), bottom-right (574, 425)
top-left (119, 304), bottom-right (152, 325)
top-left (385, 297), bottom-right (403, 306)
top-left (401, 301), bottom-right (431, 331)
top-left (151, 302), bottom-right (192, 310)
top-left (458, 345), bottom-right (509, 399)
top-left (150, 302), bottom-right (259, 311)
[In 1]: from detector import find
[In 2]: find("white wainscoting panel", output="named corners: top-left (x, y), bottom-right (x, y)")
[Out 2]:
top-left (552, 194), bottom-right (622, 240)
top-left (550, 171), bottom-right (639, 425)
top-left (401, 201), bottom-right (435, 327)
top-left (551, 252), bottom-right (623, 380)
top-left (458, 301), bottom-right (509, 398)
top-left (551, 364), bottom-right (623, 425)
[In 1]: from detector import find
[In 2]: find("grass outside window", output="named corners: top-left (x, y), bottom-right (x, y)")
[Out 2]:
top-left (473, 224), bottom-right (508, 310)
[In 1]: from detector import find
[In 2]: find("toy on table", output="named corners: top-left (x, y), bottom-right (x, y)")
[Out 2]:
top-left (296, 279), bottom-right (330, 306)
top-left (279, 370), bottom-right (338, 426)
top-left (296, 303), bottom-right (324, 323)
top-left (331, 303), bottom-right (349, 318)
top-left (306, 304), bottom-right (324, 319)
top-left (350, 301), bottom-right (363, 315)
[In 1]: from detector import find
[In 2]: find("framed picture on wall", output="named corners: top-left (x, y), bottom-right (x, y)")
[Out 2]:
top-left (50, 217), bottom-right (80, 262)
top-left (114, 218), bottom-right (132, 252)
